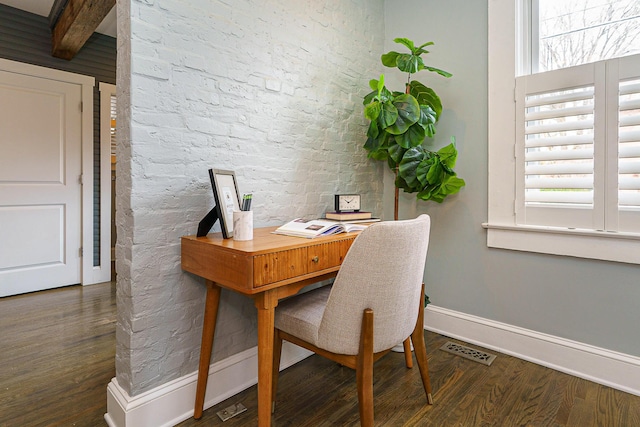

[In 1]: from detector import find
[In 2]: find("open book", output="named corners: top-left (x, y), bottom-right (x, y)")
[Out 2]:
top-left (273, 218), bottom-right (368, 238)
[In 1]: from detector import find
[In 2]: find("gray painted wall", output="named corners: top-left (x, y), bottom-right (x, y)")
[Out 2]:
top-left (0, 4), bottom-right (117, 267)
top-left (117, 0), bottom-right (385, 396)
top-left (384, 0), bottom-right (640, 356)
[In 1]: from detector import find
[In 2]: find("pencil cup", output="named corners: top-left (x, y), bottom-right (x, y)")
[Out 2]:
top-left (233, 211), bottom-right (253, 241)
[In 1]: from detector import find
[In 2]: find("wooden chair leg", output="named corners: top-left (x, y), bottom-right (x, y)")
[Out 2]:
top-left (411, 287), bottom-right (433, 404)
top-left (271, 330), bottom-right (283, 413)
top-left (403, 338), bottom-right (413, 368)
top-left (356, 309), bottom-right (374, 427)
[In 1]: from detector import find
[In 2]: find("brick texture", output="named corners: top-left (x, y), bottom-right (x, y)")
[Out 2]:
top-left (116, 0), bottom-right (385, 395)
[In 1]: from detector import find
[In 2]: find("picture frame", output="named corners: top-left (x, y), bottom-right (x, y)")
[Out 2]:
top-left (209, 168), bottom-right (241, 239)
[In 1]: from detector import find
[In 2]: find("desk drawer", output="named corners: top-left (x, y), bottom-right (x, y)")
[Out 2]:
top-left (307, 239), bottom-right (354, 273)
top-left (254, 248), bottom-right (308, 287)
top-left (252, 238), bottom-right (355, 287)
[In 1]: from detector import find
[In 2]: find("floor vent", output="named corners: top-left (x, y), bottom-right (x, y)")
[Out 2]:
top-left (439, 341), bottom-right (497, 366)
top-left (217, 402), bottom-right (247, 421)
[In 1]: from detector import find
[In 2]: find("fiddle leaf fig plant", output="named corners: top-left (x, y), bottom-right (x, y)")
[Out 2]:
top-left (363, 38), bottom-right (465, 203)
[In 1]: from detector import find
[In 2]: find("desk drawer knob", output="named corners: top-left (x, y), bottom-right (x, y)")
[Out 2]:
top-left (311, 256), bottom-right (319, 263)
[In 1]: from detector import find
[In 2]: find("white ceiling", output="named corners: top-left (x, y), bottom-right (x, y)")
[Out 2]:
top-left (0, 0), bottom-right (117, 38)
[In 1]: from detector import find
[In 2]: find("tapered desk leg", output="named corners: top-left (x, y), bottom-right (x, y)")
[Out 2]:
top-left (255, 291), bottom-right (278, 427)
top-left (194, 280), bottom-right (222, 419)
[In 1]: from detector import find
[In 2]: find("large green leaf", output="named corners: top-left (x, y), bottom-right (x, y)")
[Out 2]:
top-left (381, 51), bottom-right (400, 67)
top-left (366, 118), bottom-right (379, 139)
top-left (394, 37), bottom-right (416, 51)
top-left (380, 86), bottom-right (393, 103)
top-left (369, 149), bottom-right (389, 161)
top-left (437, 141), bottom-right (458, 169)
top-left (363, 90), bottom-right (376, 105)
top-left (398, 147), bottom-right (425, 188)
top-left (395, 174), bottom-right (413, 192)
top-left (364, 101), bottom-right (381, 121)
top-left (364, 136), bottom-right (381, 152)
top-left (396, 122), bottom-right (426, 148)
top-left (424, 66), bottom-right (453, 78)
top-left (417, 183), bottom-right (440, 201)
top-left (396, 53), bottom-right (420, 74)
top-left (409, 81), bottom-right (442, 119)
top-left (440, 175), bottom-right (465, 195)
top-left (385, 94), bottom-right (420, 135)
top-left (388, 143), bottom-right (407, 165)
top-left (415, 41), bottom-right (434, 55)
top-left (417, 105), bottom-right (437, 139)
top-left (378, 101), bottom-right (398, 129)
top-left (428, 189), bottom-right (447, 203)
top-left (366, 138), bottom-right (390, 161)
top-left (416, 155), bottom-right (434, 187)
top-left (420, 175), bottom-right (466, 202)
top-left (426, 157), bottom-right (445, 184)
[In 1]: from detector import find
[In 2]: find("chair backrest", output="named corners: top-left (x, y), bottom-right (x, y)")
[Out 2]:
top-left (317, 214), bottom-right (431, 355)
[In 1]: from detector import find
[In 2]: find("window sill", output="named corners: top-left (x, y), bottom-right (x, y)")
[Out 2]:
top-left (483, 223), bottom-right (640, 265)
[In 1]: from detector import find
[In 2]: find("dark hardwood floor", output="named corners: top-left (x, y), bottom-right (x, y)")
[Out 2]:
top-left (1, 282), bottom-right (639, 426)
top-left (0, 281), bottom-right (116, 427)
top-left (178, 332), bottom-right (640, 427)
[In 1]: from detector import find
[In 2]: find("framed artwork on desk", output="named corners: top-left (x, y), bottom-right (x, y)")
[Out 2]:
top-left (210, 169), bottom-right (241, 238)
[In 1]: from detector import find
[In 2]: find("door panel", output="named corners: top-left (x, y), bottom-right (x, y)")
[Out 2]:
top-left (0, 70), bottom-right (82, 297)
top-left (0, 205), bottom-right (65, 270)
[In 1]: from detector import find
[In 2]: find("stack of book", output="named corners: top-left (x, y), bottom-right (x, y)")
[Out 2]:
top-left (324, 211), bottom-right (379, 223)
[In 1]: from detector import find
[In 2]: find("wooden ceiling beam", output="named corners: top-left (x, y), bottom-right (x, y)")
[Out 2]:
top-left (51, 0), bottom-right (115, 60)
top-left (48, 0), bottom-right (69, 29)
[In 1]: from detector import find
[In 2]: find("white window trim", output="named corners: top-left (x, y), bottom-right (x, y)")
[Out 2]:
top-left (486, 0), bottom-right (640, 265)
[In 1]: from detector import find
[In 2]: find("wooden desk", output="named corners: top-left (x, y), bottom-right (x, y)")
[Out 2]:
top-left (181, 226), bottom-right (360, 426)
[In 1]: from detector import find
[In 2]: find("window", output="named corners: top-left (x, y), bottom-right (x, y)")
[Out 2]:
top-left (534, 0), bottom-right (640, 73)
top-left (487, 0), bottom-right (640, 264)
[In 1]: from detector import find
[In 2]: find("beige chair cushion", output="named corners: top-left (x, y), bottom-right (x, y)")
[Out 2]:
top-left (275, 286), bottom-right (331, 345)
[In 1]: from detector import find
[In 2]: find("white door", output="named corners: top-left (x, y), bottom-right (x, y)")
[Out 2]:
top-left (0, 69), bottom-right (83, 297)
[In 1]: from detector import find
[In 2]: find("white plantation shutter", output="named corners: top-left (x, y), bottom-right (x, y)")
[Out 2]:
top-left (516, 63), bottom-right (604, 229)
top-left (516, 56), bottom-right (640, 233)
top-left (616, 56), bottom-right (640, 232)
top-left (619, 81), bottom-right (640, 207)
top-left (524, 86), bottom-right (595, 205)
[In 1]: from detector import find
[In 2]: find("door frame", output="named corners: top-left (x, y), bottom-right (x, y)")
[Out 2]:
top-left (99, 82), bottom-right (116, 283)
top-left (0, 58), bottom-right (109, 286)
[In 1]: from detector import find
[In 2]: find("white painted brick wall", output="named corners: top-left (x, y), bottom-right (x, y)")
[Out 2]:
top-left (117, 0), bottom-right (385, 396)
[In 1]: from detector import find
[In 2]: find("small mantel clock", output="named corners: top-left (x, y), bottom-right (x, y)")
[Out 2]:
top-left (334, 194), bottom-right (361, 212)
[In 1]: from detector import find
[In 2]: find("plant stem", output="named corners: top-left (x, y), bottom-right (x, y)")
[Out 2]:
top-left (394, 167), bottom-right (399, 220)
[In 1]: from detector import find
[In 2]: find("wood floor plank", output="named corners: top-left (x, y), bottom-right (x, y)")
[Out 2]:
top-left (0, 282), bottom-right (116, 427)
top-left (566, 386), bottom-right (598, 427)
top-left (438, 354), bottom-right (518, 426)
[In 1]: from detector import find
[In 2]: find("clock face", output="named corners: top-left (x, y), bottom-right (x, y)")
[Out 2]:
top-left (336, 194), bottom-right (361, 212)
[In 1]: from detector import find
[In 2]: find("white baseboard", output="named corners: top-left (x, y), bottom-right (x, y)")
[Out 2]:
top-left (104, 342), bottom-right (313, 427)
top-left (424, 304), bottom-right (640, 397)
